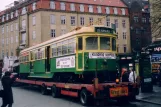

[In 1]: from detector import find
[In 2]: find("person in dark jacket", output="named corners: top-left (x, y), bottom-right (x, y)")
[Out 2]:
top-left (121, 68), bottom-right (129, 82)
top-left (1, 72), bottom-right (15, 107)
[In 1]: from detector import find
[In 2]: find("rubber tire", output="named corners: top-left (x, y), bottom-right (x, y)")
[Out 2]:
top-left (41, 85), bottom-right (47, 95)
top-left (80, 89), bottom-right (89, 106)
top-left (52, 85), bottom-right (60, 98)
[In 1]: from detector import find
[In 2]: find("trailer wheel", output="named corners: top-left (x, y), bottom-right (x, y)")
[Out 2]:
top-left (52, 85), bottom-right (60, 98)
top-left (41, 84), bottom-right (47, 95)
top-left (80, 89), bottom-right (89, 106)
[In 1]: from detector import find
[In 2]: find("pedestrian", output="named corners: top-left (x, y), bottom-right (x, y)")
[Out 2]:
top-left (129, 68), bottom-right (137, 83)
top-left (121, 68), bottom-right (129, 82)
top-left (1, 71), bottom-right (15, 107)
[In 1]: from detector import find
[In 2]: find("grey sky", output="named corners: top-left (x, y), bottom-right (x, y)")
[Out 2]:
top-left (0, 0), bottom-right (14, 11)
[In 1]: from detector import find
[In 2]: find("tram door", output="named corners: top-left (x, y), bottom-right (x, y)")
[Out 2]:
top-left (77, 37), bottom-right (83, 70)
top-left (46, 46), bottom-right (50, 72)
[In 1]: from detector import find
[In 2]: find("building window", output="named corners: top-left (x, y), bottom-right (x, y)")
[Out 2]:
top-left (2, 39), bottom-right (4, 46)
top-left (60, 2), bottom-right (65, 10)
top-left (114, 8), bottom-right (118, 15)
top-left (51, 29), bottom-right (56, 37)
top-left (122, 20), bottom-right (126, 28)
top-left (89, 17), bottom-right (93, 25)
top-left (11, 12), bottom-right (14, 19)
top-left (80, 4), bottom-right (84, 12)
top-left (142, 18), bottom-right (147, 23)
top-left (22, 7), bottom-right (27, 15)
top-left (6, 51), bottom-right (9, 57)
top-left (50, 1), bottom-right (55, 9)
top-left (21, 33), bottom-right (26, 44)
top-left (97, 6), bottom-right (102, 13)
top-left (16, 36), bottom-right (18, 43)
top-left (89, 5), bottom-right (93, 13)
top-left (15, 23), bottom-right (18, 30)
top-left (32, 2), bottom-right (36, 11)
top-left (6, 14), bottom-right (9, 21)
top-left (6, 25), bottom-right (8, 33)
top-left (2, 16), bottom-right (5, 22)
top-left (61, 29), bottom-right (66, 35)
top-left (11, 37), bottom-right (13, 43)
top-left (106, 18), bottom-right (110, 26)
top-left (15, 10), bottom-right (18, 17)
top-left (121, 8), bottom-right (126, 15)
top-left (11, 24), bottom-right (13, 31)
top-left (106, 7), bottom-right (110, 14)
top-left (11, 51), bottom-right (13, 56)
top-left (123, 45), bottom-right (127, 52)
top-left (61, 15), bottom-right (66, 24)
top-left (70, 3), bottom-right (75, 11)
top-left (50, 15), bottom-right (55, 24)
top-left (32, 16), bottom-right (36, 25)
top-left (136, 28), bottom-right (140, 34)
top-left (134, 16), bottom-right (139, 23)
top-left (2, 50), bottom-right (4, 58)
top-left (32, 31), bottom-right (36, 39)
top-left (123, 32), bottom-right (126, 39)
top-left (80, 17), bottom-right (84, 25)
top-left (114, 19), bottom-right (118, 28)
top-left (71, 16), bottom-right (75, 26)
top-left (22, 20), bottom-right (26, 28)
top-left (2, 26), bottom-right (4, 34)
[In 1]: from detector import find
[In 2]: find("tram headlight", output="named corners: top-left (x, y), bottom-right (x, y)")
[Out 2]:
top-left (116, 78), bottom-right (119, 84)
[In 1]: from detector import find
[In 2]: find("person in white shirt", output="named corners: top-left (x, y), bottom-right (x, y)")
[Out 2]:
top-left (129, 68), bottom-right (137, 83)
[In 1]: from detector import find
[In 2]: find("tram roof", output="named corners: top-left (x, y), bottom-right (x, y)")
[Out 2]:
top-left (20, 25), bottom-right (115, 53)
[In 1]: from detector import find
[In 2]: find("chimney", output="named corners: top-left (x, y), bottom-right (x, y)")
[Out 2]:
top-left (14, 1), bottom-right (19, 6)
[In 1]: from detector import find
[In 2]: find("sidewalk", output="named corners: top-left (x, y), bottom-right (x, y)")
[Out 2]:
top-left (136, 85), bottom-right (161, 105)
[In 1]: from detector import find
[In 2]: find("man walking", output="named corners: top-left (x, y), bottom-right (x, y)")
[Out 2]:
top-left (1, 72), bottom-right (15, 107)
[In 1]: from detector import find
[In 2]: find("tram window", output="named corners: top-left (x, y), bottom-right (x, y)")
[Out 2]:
top-left (30, 52), bottom-right (34, 60)
top-left (86, 37), bottom-right (98, 50)
top-left (52, 48), bottom-right (57, 57)
top-left (58, 46), bottom-right (62, 56)
top-left (78, 37), bottom-right (83, 50)
top-left (112, 38), bottom-right (116, 51)
top-left (68, 43), bottom-right (75, 54)
top-left (100, 37), bottom-right (110, 50)
top-left (62, 45), bottom-right (68, 55)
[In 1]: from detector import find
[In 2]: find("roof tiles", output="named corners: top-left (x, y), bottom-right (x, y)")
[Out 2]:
top-left (59, 0), bottom-right (127, 8)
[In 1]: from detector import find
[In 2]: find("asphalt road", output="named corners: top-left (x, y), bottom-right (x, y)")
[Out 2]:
top-left (0, 85), bottom-right (160, 107)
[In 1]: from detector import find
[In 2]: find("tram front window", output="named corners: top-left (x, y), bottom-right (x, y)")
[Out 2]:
top-left (100, 37), bottom-right (110, 50)
top-left (112, 38), bottom-right (116, 51)
top-left (86, 37), bottom-right (98, 50)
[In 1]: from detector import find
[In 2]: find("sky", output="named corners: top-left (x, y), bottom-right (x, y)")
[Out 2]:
top-left (0, 0), bottom-right (14, 11)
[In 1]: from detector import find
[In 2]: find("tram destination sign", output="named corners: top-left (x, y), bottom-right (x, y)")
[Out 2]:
top-left (89, 52), bottom-right (116, 59)
top-left (95, 27), bottom-right (114, 34)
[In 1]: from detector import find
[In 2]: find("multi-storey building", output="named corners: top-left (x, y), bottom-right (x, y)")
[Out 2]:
top-left (123, 0), bottom-right (151, 51)
top-left (0, 0), bottom-right (131, 59)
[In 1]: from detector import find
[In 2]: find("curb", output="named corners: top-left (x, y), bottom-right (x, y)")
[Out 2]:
top-left (136, 99), bottom-right (161, 105)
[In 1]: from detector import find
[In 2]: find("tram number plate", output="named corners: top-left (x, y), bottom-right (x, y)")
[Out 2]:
top-left (110, 87), bottom-right (128, 98)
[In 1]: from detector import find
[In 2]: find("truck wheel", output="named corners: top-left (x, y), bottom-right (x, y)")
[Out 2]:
top-left (52, 85), bottom-right (60, 98)
top-left (41, 84), bottom-right (47, 95)
top-left (80, 89), bottom-right (89, 106)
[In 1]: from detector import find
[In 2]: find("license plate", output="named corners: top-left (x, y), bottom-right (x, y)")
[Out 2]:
top-left (110, 87), bottom-right (128, 98)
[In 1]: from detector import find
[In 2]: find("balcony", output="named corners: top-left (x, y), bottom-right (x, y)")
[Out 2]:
top-left (20, 26), bottom-right (26, 33)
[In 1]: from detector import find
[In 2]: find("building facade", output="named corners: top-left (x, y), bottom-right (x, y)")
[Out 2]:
top-left (0, 0), bottom-right (131, 59)
top-left (123, 0), bottom-right (151, 51)
top-left (149, 0), bottom-right (161, 42)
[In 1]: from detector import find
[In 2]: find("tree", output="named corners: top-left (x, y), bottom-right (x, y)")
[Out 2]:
top-left (150, 0), bottom-right (161, 41)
